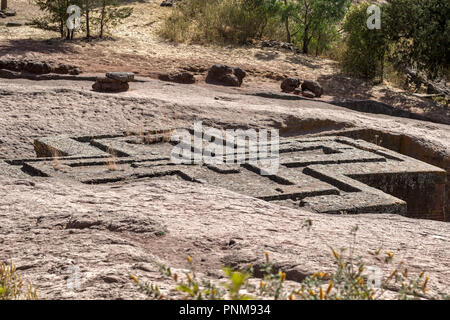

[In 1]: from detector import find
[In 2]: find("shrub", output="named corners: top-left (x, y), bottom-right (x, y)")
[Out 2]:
top-left (384, 0), bottom-right (450, 80)
top-left (282, 0), bottom-right (350, 54)
top-left (0, 261), bottom-right (38, 300)
top-left (33, 0), bottom-right (133, 39)
top-left (131, 224), bottom-right (443, 300)
top-left (159, 0), bottom-right (282, 45)
top-left (341, 2), bottom-right (386, 81)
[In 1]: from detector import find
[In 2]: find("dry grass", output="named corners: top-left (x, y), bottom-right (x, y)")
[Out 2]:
top-left (50, 149), bottom-right (70, 172)
top-left (0, 0), bottom-right (446, 120)
top-left (159, 0), bottom-right (284, 45)
top-left (0, 0), bottom-right (336, 80)
top-left (106, 148), bottom-right (118, 171)
top-left (132, 248), bottom-right (436, 300)
top-left (0, 261), bottom-right (38, 300)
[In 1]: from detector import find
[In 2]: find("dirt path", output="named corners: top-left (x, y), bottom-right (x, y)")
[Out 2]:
top-left (1, 78), bottom-right (449, 160)
top-left (0, 1), bottom-right (449, 301)
top-left (1, 0), bottom-right (447, 123)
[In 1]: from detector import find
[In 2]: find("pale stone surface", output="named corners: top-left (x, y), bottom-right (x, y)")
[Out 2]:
top-left (0, 79), bottom-right (449, 299)
top-left (0, 177), bottom-right (448, 299)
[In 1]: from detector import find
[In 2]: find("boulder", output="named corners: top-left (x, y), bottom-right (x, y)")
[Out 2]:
top-left (54, 64), bottom-right (81, 75)
top-left (301, 80), bottom-right (323, 98)
top-left (233, 67), bottom-right (246, 83)
top-left (0, 58), bottom-right (81, 75)
top-left (281, 77), bottom-right (301, 93)
top-left (301, 90), bottom-right (316, 98)
top-left (106, 72), bottom-right (134, 83)
top-left (158, 71), bottom-right (195, 84)
top-left (0, 69), bottom-right (16, 79)
top-left (23, 61), bottom-right (51, 74)
top-left (205, 64), bottom-right (246, 87)
top-left (92, 77), bottom-right (129, 93)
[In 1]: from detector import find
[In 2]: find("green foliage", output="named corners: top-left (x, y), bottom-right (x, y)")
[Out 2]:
top-left (256, 252), bottom-right (288, 300)
top-left (0, 261), bottom-right (38, 300)
top-left (341, 2), bottom-right (386, 81)
top-left (432, 95), bottom-right (449, 108)
top-left (280, 0), bottom-right (351, 54)
top-left (131, 275), bottom-right (164, 300)
top-left (173, 256), bottom-right (226, 300)
top-left (161, 0), bottom-right (349, 52)
top-left (384, 0), bottom-right (450, 80)
top-left (34, 0), bottom-right (81, 38)
top-left (132, 224), bottom-right (444, 300)
top-left (33, 0), bottom-right (133, 40)
top-left (160, 0), bottom-right (283, 44)
top-left (222, 268), bottom-right (252, 300)
top-left (341, 0), bottom-right (449, 81)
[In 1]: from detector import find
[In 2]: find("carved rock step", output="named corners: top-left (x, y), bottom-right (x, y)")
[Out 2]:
top-left (18, 133), bottom-right (447, 221)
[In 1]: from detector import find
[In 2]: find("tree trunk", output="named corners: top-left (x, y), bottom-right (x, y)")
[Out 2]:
top-left (283, 0), bottom-right (291, 43)
top-left (60, 20), bottom-right (65, 39)
top-left (302, 26), bottom-right (309, 54)
top-left (315, 33), bottom-right (321, 56)
top-left (302, 4), bottom-right (309, 54)
top-left (1, 0), bottom-right (7, 11)
top-left (100, 0), bottom-right (106, 39)
top-left (86, 0), bottom-right (91, 40)
top-left (285, 18), bottom-right (291, 43)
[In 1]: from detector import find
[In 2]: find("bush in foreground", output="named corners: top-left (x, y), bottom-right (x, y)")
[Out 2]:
top-left (0, 261), bottom-right (38, 300)
top-left (131, 224), bottom-right (445, 300)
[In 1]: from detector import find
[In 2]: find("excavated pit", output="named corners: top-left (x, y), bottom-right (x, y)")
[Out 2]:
top-left (0, 123), bottom-right (446, 221)
top-left (271, 118), bottom-right (448, 220)
top-left (326, 128), bottom-right (449, 220)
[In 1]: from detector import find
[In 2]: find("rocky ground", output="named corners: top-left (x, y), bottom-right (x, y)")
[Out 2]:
top-left (0, 78), bottom-right (448, 158)
top-left (1, 0), bottom-right (448, 123)
top-left (0, 0), bottom-right (449, 300)
top-left (1, 176), bottom-right (450, 299)
top-left (0, 78), bottom-right (449, 299)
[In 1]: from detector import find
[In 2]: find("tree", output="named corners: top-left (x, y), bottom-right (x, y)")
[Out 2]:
top-left (341, 0), bottom-right (449, 81)
top-left (341, 3), bottom-right (386, 80)
top-left (95, 0), bottom-right (133, 39)
top-left (33, 0), bottom-right (133, 40)
top-left (34, 0), bottom-right (81, 39)
top-left (1, 0), bottom-right (7, 11)
top-left (384, 0), bottom-right (450, 79)
top-left (281, 0), bottom-right (291, 43)
top-left (85, 0), bottom-right (90, 39)
top-left (280, 0), bottom-right (350, 54)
